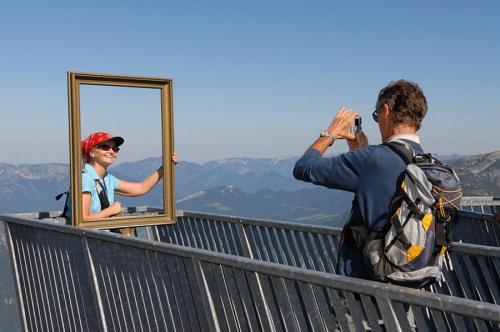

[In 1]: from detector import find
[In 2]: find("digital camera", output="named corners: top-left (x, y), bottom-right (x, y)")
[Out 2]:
top-left (351, 115), bottom-right (362, 134)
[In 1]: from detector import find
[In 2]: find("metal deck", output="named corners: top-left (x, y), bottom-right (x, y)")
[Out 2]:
top-left (1, 214), bottom-right (499, 331)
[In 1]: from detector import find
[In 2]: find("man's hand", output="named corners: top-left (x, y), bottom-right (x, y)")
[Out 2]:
top-left (308, 107), bottom-right (360, 157)
top-left (326, 107), bottom-right (358, 140)
top-left (347, 131), bottom-right (369, 151)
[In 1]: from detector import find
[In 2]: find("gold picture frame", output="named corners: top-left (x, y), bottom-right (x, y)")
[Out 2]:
top-left (67, 71), bottom-right (176, 229)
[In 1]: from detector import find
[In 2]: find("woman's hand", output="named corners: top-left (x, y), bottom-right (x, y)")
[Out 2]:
top-left (82, 193), bottom-right (123, 220)
top-left (115, 153), bottom-right (178, 198)
top-left (108, 201), bottom-right (122, 216)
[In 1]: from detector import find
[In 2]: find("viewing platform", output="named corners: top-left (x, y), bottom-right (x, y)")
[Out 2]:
top-left (1, 206), bottom-right (499, 331)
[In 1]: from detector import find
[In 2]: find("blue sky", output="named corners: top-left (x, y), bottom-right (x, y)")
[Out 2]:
top-left (0, 1), bottom-right (499, 164)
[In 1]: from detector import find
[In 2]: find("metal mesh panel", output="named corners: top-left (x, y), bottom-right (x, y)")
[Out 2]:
top-left (159, 211), bottom-right (500, 306)
top-left (196, 260), bottom-right (500, 332)
top-left (87, 238), bottom-right (208, 332)
top-left (6, 222), bottom-right (99, 332)
top-left (451, 211), bottom-right (499, 247)
top-left (158, 216), bottom-right (245, 256)
top-left (3, 216), bottom-right (500, 332)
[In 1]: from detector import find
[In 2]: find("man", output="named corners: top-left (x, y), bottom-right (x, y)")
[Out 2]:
top-left (293, 80), bottom-right (428, 280)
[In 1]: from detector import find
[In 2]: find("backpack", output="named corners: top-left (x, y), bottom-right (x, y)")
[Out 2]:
top-left (343, 140), bottom-right (462, 287)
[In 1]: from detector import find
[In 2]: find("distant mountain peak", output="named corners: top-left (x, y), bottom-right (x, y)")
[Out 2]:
top-left (217, 158), bottom-right (248, 165)
top-left (466, 151), bottom-right (500, 174)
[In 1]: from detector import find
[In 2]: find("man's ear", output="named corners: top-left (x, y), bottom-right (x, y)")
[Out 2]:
top-left (382, 103), bottom-right (390, 117)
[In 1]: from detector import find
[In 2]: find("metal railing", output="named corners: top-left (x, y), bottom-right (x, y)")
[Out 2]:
top-left (157, 212), bottom-right (342, 273)
top-left (2, 214), bottom-right (500, 332)
top-left (156, 210), bottom-right (500, 305)
top-left (451, 210), bottom-right (499, 247)
top-left (12, 207), bottom-right (498, 246)
top-left (435, 243), bottom-right (500, 305)
top-left (461, 196), bottom-right (500, 215)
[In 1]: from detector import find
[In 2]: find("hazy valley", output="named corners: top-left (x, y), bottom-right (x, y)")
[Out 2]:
top-left (0, 150), bottom-right (498, 227)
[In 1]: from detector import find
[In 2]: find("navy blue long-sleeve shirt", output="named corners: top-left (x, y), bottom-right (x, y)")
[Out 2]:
top-left (293, 140), bottom-right (423, 279)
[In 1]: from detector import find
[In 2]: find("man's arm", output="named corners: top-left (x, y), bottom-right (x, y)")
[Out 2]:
top-left (309, 107), bottom-right (357, 157)
top-left (293, 108), bottom-right (369, 192)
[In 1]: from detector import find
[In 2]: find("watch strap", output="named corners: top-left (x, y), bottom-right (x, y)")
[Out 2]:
top-left (319, 131), bottom-right (335, 146)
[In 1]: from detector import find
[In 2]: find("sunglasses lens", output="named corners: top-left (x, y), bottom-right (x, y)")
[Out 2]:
top-left (97, 144), bottom-right (119, 152)
top-left (372, 110), bottom-right (379, 123)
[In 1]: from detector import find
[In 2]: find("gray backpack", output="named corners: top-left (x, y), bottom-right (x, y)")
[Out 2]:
top-left (362, 140), bottom-right (462, 287)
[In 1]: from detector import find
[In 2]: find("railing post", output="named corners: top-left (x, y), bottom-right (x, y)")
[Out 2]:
top-left (191, 257), bottom-right (220, 332)
top-left (4, 221), bottom-right (27, 331)
top-left (81, 233), bottom-right (107, 332)
top-left (236, 219), bottom-right (254, 259)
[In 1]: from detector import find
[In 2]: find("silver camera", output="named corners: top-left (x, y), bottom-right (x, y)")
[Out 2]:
top-left (351, 115), bottom-right (362, 134)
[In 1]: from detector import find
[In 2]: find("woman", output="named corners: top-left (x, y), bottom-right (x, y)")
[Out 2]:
top-left (65, 131), bottom-right (177, 221)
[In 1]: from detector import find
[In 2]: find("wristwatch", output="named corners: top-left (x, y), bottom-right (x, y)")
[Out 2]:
top-left (319, 131), bottom-right (335, 146)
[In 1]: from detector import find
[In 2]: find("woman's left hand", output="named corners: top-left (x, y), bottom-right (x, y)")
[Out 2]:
top-left (172, 152), bottom-right (178, 165)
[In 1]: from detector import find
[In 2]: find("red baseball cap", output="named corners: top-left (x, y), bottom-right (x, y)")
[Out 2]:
top-left (81, 132), bottom-right (124, 159)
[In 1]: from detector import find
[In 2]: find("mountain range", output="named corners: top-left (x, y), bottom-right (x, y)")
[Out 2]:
top-left (0, 150), bottom-right (498, 226)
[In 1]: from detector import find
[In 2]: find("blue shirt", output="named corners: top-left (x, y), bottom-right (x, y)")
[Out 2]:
top-left (64, 163), bottom-right (120, 220)
top-left (293, 140), bottom-right (423, 279)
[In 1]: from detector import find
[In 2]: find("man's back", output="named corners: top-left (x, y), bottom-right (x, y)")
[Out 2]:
top-left (293, 138), bottom-right (423, 279)
top-left (293, 80), bottom-right (429, 280)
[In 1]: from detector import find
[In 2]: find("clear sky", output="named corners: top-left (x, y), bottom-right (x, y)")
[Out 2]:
top-left (1, 0), bottom-right (499, 164)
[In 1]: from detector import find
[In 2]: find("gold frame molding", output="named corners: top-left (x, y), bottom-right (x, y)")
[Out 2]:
top-left (67, 71), bottom-right (176, 229)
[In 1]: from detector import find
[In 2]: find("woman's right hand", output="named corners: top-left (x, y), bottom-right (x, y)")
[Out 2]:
top-left (109, 201), bottom-right (122, 216)
top-left (82, 194), bottom-right (123, 220)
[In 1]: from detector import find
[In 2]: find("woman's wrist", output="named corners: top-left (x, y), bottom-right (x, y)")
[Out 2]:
top-left (157, 166), bottom-right (164, 179)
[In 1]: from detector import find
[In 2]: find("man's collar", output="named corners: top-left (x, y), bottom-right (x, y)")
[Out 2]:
top-left (386, 133), bottom-right (420, 144)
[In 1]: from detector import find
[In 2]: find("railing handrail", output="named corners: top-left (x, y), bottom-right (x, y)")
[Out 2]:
top-left (457, 209), bottom-right (495, 220)
top-left (461, 196), bottom-right (500, 206)
top-left (449, 242), bottom-right (500, 257)
top-left (7, 207), bottom-right (495, 228)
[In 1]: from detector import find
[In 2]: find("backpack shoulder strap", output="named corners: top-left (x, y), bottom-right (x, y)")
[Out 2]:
top-left (83, 168), bottom-right (111, 210)
top-left (94, 179), bottom-right (111, 209)
top-left (383, 140), bottom-right (415, 165)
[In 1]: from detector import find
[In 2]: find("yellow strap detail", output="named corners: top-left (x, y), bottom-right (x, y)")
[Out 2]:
top-left (439, 193), bottom-right (463, 210)
top-left (432, 186), bottom-right (462, 194)
top-left (439, 197), bottom-right (445, 216)
top-left (421, 214), bottom-right (433, 231)
top-left (440, 246), bottom-right (447, 256)
top-left (432, 187), bottom-right (463, 211)
top-left (407, 245), bottom-right (424, 263)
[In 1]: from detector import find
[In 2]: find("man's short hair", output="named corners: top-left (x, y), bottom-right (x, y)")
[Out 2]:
top-left (376, 80), bottom-right (428, 130)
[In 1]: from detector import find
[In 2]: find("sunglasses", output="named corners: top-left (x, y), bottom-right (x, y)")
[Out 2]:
top-left (372, 107), bottom-right (381, 123)
top-left (96, 144), bottom-right (120, 153)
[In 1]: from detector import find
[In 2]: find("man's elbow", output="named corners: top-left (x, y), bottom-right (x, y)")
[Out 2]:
top-left (292, 165), bottom-right (301, 180)
top-left (293, 163), bottom-right (308, 182)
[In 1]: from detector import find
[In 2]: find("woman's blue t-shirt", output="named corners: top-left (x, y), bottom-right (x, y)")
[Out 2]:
top-left (64, 163), bottom-right (120, 220)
